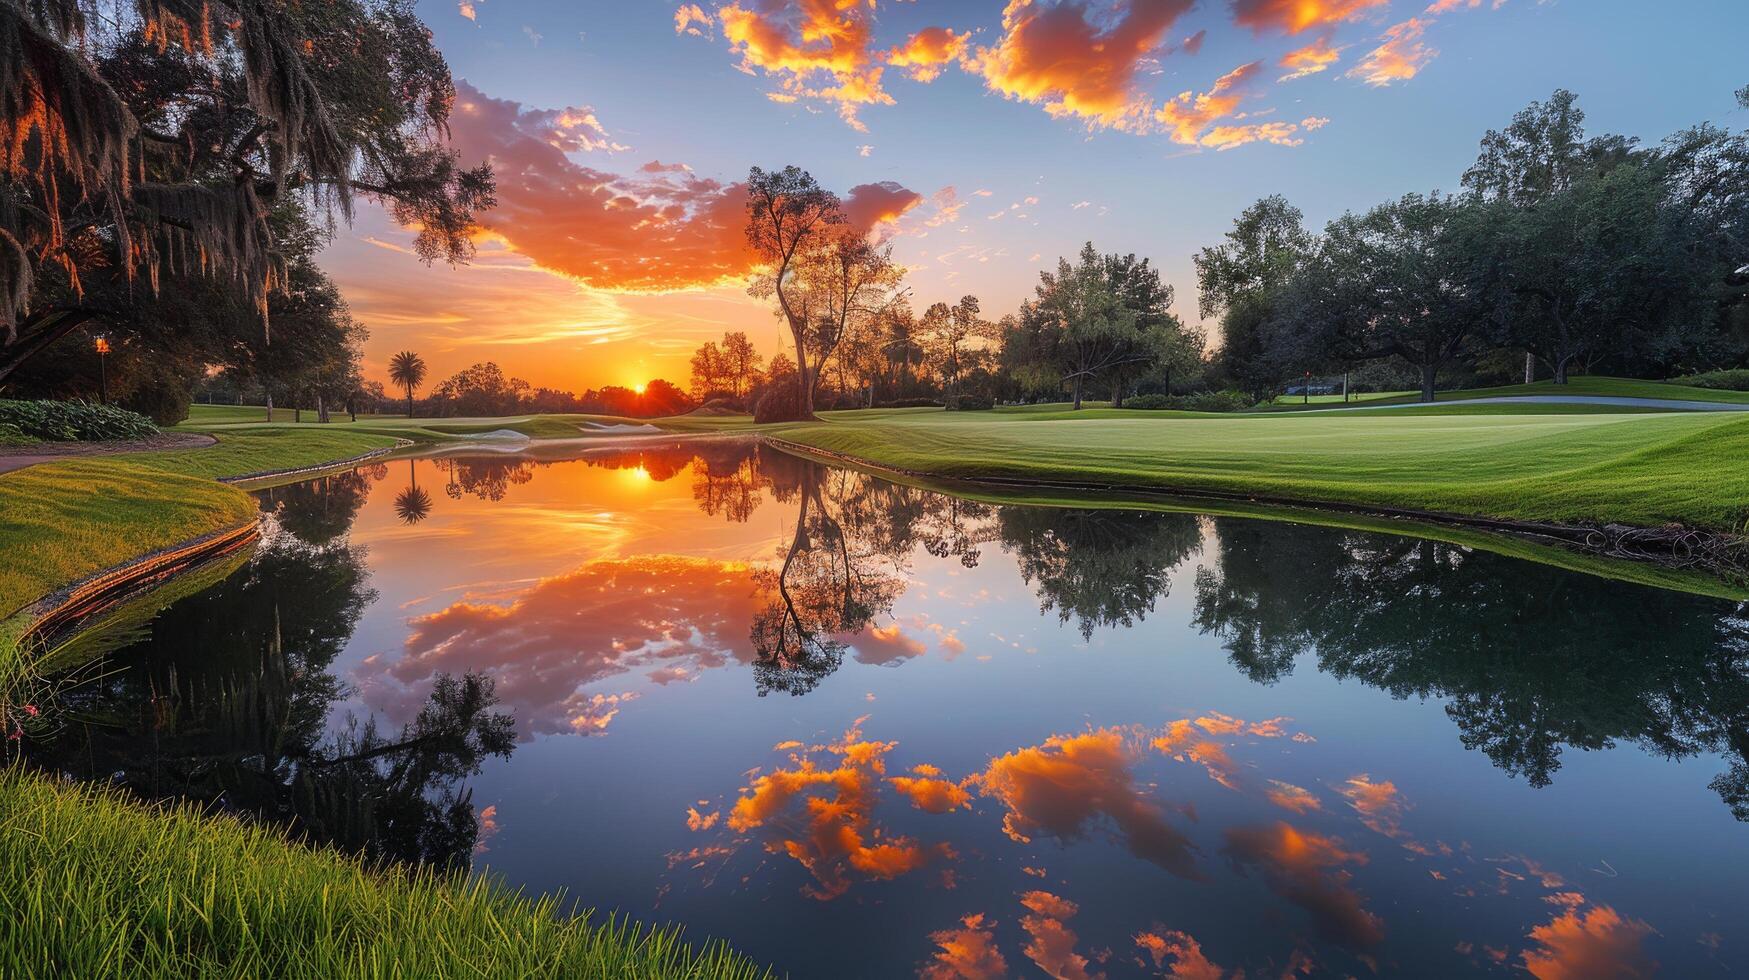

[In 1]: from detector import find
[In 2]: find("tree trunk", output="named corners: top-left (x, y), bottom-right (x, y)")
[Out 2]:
top-left (294, 406), bottom-right (302, 423)
top-left (1420, 362), bottom-right (1437, 403)
top-left (1072, 375), bottom-right (1084, 410)
top-left (1554, 355), bottom-right (1571, 385)
top-left (0, 310), bottom-right (98, 384)
top-left (407, 388), bottom-right (415, 418)
top-left (265, 391), bottom-right (274, 422)
top-left (316, 393), bottom-right (327, 423)
top-left (1524, 351), bottom-right (1535, 385)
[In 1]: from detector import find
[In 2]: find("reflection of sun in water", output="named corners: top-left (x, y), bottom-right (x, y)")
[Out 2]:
top-left (621, 465), bottom-right (651, 483)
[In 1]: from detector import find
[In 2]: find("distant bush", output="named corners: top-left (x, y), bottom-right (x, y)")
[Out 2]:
top-left (1123, 390), bottom-right (1252, 413)
top-left (0, 422), bottom-right (32, 446)
top-left (876, 397), bottom-right (943, 409)
top-left (949, 395), bottom-right (994, 411)
top-left (753, 384), bottom-right (809, 423)
top-left (121, 384), bottom-right (192, 426)
top-left (1670, 369), bottom-right (1749, 392)
top-left (0, 399), bottom-right (159, 441)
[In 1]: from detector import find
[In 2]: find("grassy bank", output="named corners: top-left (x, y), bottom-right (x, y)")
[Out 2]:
top-left (1, 426), bottom-right (399, 681)
top-left (0, 770), bottom-right (768, 979)
top-left (1267, 375), bottom-right (1749, 409)
top-left (778, 409), bottom-right (1749, 535)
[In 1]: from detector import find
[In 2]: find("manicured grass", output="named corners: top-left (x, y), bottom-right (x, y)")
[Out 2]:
top-left (0, 770), bottom-right (769, 979)
top-left (0, 460), bottom-right (255, 622)
top-left (1321, 375), bottom-right (1749, 407)
top-left (134, 428), bottom-right (400, 481)
top-left (778, 409), bottom-right (1749, 534)
top-left (1266, 389), bottom-right (1416, 406)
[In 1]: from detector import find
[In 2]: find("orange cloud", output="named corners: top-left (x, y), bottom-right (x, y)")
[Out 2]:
top-left (1346, 18), bottom-right (1436, 86)
top-left (1223, 822), bottom-right (1385, 950)
top-left (1153, 712), bottom-right (1296, 790)
top-left (449, 81), bottom-right (753, 291)
top-left (920, 913), bottom-right (1009, 980)
top-left (891, 764), bottom-right (974, 813)
top-left (1135, 929), bottom-right (1228, 979)
top-left (357, 555), bottom-right (764, 737)
top-left (674, 2), bottom-right (713, 37)
top-left (971, 0), bottom-right (1195, 132)
top-left (716, 0), bottom-right (891, 130)
top-left (1265, 780), bottom-right (1322, 813)
top-left (886, 26), bottom-right (971, 83)
top-left (445, 81), bottom-right (921, 292)
top-left (686, 806), bottom-right (720, 831)
top-left (977, 727), bottom-right (1201, 880)
top-left (1154, 62), bottom-right (1313, 149)
top-left (1278, 34), bottom-right (1343, 80)
top-left (1340, 775), bottom-right (1450, 857)
top-left (726, 720), bottom-right (947, 899)
top-left (1019, 891), bottom-right (1104, 980)
top-left (1230, 0), bottom-right (1388, 35)
top-left (1520, 903), bottom-right (1658, 980)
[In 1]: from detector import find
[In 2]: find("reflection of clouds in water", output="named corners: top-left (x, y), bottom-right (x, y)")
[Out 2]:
top-left (722, 719), bottom-right (953, 900)
top-left (1222, 821), bottom-right (1386, 952)
top-left (1019, 891), bottom-right (1103, 980)
top-left (1521, 901), bottom-right (1657, 980)
top-left (1341, 774), bottom-right (1452, 857)
top-left (682, 711), bottom-right (1671, 976)
top-left (977, 727), bottom-right (1202, 881)
top-left (356, 555), bottom-right (764, 736)
top-left (1134, 928), bottom-right (1228, 980)
top-left (919, 912), bottom-right (1007, 980)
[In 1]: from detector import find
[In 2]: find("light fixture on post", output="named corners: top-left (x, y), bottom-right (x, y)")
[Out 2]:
top-left (94, 335), bottom-right (112, 405)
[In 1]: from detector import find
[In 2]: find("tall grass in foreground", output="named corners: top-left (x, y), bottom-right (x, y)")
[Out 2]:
top-left (0, 770), bottom-right (772, 979)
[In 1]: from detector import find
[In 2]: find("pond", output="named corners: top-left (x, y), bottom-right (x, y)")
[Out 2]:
top-left (23, 439), bottom-right (1749, 977)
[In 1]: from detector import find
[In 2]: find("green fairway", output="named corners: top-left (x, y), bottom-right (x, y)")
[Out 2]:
top-left (1272, 375), bottom-right (1749, 408)
top-left (778, 409), bottom-right (1749, 535)
top-left (0, 770), bottom-right (769, 980)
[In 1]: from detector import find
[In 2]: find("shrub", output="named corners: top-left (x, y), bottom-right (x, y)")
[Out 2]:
top-left (949, 395), bottom-right (994, 411)
top-left (753, 384), bottom-right (809, 423)
top-left (876, 397), bottom-right (944, 409)
top-left (0, 422), bottom-right (31, 446)
top-left (1670, 369), bottom-right (1749, 392)
top-left (121, 384), bottom-right (193, 426)
top-left (0, 399), bottom-right (159, 441)
top-left (1122, 390), bottom-right (1252, 413)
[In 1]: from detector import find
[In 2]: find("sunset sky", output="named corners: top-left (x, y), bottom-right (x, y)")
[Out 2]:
top-left (322, 0), bottom-right (1748, 392)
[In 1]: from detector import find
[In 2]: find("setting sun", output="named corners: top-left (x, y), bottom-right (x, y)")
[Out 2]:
top-left (632, 382), bottom-right (647, 395)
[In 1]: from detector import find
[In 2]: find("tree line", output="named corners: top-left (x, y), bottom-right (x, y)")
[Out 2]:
top-left (729, 87), bottom-right (1749, 416)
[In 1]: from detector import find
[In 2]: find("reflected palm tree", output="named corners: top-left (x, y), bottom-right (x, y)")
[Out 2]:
top-left (394, 460), bottom-right (432, 525)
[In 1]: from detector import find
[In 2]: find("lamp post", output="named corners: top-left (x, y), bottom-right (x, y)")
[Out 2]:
top-left (94, 336), bottom-right (111, 405)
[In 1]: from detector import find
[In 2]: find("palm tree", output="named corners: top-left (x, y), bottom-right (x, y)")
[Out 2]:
top-left (388, 351), bottom-right (427, 418)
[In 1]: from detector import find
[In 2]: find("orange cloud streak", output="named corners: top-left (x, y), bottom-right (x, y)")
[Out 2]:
top-left (1019, 891), bottom-right (1104, 980)
top-left (1230, 0), bottom-right (1388, 35)
top-left (1278, 34), bottom-right (1343, 80)
top-left (971, 0), bottom-right (1195, 132)
top-left (886, 26), bottom-right (971, 83)
top-left (717, 0), bottom-right (891, 130)
top-left (1223, 822), bottom-right (1385, 950)
top-left (1346, 18), bottom-right (1437, 86)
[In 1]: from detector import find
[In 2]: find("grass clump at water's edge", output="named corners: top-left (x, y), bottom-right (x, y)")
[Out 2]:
top-left (0, 769), bottom-right (771, 980)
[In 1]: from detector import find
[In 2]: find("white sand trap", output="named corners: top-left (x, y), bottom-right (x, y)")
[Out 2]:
top-left (579, 422), bottom-right (663, 435)
top-left (468, 428), bottom-right (533, 441)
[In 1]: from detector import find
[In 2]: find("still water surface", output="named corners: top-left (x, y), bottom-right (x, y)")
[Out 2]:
top-left (28, 440), bottom-right (1749, 977)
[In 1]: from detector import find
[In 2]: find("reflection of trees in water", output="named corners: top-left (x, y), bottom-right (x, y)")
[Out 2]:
top-left (438, 456), bottom-right (541, 502)
top-left (1193, 518), bottom-right (1749, 817)
top-left (750, 457), bottom-right (907, 696)
top-left (257, 466), bottom-right (378, 547)
top-left (30, 504), bottom-right (515, 872)
top-left (394, 459), bottom-right (432, 525)
top-left (997, 508), bottom-right (1202, 639)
